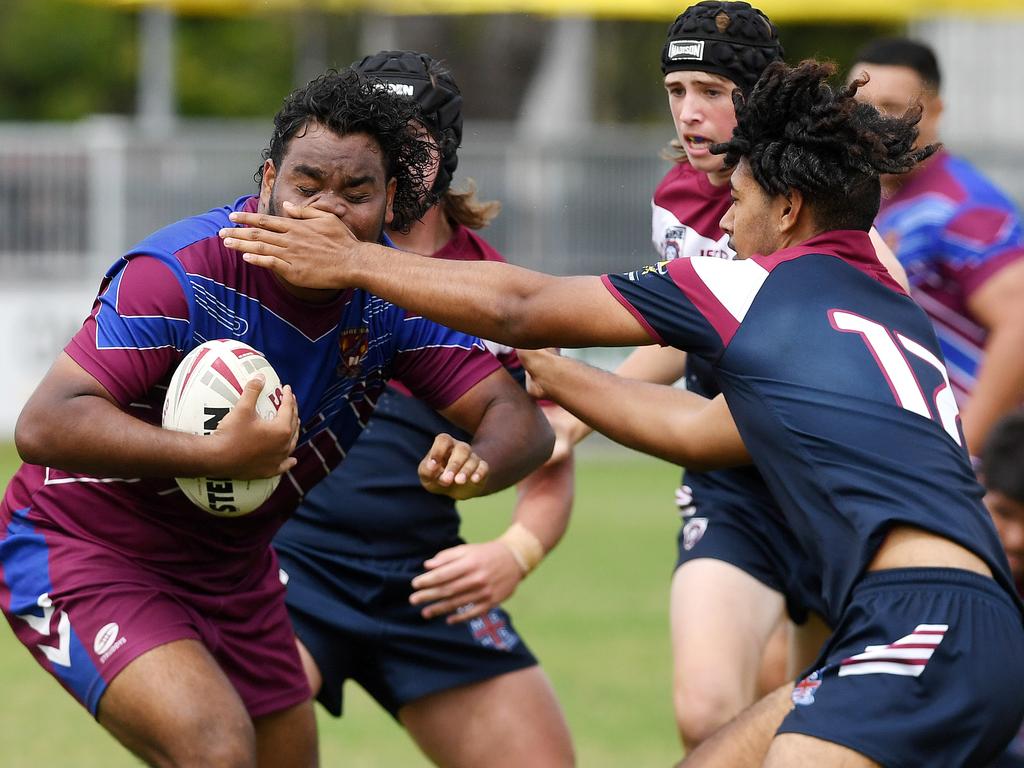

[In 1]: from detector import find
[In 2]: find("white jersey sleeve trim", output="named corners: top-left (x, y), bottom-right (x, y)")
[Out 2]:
top-left (690, 256), bottom-right (770, 323)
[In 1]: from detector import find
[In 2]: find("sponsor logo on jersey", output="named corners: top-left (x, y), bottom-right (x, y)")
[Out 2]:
top-left (681, 516), bottom-right (708, 551)
top-left (668, 39), bottom-right (705, 61)
top-left (792, 668), bottom-right (823, 706)
top-left (626, 260), bottom-right (671, 281)
top-left (468, 609), bottom-right (519, 651)
top-left (337, 328), bottom-right (369, 378)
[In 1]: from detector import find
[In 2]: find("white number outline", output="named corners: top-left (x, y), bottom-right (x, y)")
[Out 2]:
top-left (828, 309), bottom-right (961, 446)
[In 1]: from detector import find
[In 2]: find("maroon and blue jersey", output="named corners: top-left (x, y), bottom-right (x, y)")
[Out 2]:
top-left (875, 151), bottom-right (1024, 403)
top-left (1, 196), bottom-right (499, 592)
top-left (604, 230), bottom-right (1016, 623)
top-left (277, 223), bottom-right (519, 558)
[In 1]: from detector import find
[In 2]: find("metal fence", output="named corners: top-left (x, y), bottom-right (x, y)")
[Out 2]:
top-left (2, 116), bottom-right (1024, 436)
top-left (0, 117), bottom-right (677, 285)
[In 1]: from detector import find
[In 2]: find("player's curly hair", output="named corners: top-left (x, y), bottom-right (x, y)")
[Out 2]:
top-left (257, 68), bottom-right (434, 232)
top-left (713, 59), bottom-right (939, 231)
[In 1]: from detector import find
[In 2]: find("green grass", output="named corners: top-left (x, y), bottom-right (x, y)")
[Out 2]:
top-left (0, 444), bottom-right (684, 766)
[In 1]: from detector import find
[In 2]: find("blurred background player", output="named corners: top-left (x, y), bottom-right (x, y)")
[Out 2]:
top-left (0, 68), bottom-right (552, 767)
top-left (981, 410), bottom-right (1024, 767)
top-left (850, 37), bottom-right (1024, 456)
top-left (273, 51), bottom-right (575, 768)
top-left (544, 1), bottom-right (836, 750)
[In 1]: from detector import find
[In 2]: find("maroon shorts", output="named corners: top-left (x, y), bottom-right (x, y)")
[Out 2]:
top-left (0, 507), bottom-right (309, 718)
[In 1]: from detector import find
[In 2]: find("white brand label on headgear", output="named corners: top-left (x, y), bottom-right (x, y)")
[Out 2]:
top-left (668, 40), bottom-right (705, 61)
top-left (384, 82), bottom-right (415, 97)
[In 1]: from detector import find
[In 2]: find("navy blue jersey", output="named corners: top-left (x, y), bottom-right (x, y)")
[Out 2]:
top-left (605, 230), bottom-right (1016, 623)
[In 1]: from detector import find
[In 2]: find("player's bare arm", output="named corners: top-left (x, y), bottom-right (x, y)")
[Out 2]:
top-left (539, 344), bottom-right (690, 463)
top-left (16, 352), bottom-right (298, 479)
top-left (518, 348), bottom-right (750, 471)
top-left (412, 426), bottom-right (575, 624)
top-left (962, 258), bottom-right (1024, 454)
top-left (221, 202), bottom-right (650, 350)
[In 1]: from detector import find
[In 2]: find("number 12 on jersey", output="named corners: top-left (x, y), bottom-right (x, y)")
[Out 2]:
top-left (828, 310), bottom-right (962, 446)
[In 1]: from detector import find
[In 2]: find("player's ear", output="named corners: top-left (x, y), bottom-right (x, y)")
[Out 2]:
top-left (384, 177), bottom-right (397, 227)
top-left (258, 160), bottom-right (277, 213)
top-left (778, 188), bottom-right (804, 235)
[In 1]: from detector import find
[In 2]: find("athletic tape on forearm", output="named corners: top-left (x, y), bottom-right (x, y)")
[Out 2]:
top-left (499, 522), bottom-right (545, 576)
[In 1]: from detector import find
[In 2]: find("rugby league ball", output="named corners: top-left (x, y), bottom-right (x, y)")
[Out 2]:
top-left (162, 339), bottom-right (284, 517)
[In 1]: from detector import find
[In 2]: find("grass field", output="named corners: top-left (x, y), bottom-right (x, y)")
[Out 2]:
top-left (0, 442), bottom-right (685, 766)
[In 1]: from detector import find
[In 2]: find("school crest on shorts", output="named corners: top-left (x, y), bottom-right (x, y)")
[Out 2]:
top-left (468, 610), bottom-right (519, 652)
top-left (681, 516), bottom-right (708, 551)
top-left (792, 668), bottom-right (824, 706)
top-left (337, 328), bottom-right (369, 378)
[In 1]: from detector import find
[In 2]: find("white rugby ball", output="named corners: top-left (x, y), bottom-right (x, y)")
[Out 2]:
top-left (162, 339), bottom-right (284, 517)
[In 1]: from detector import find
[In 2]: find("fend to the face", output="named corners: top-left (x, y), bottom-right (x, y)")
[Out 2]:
top-left (258, 121), bottom-right (397, 246)
top-left (665, 70), bottom-right (739, 186)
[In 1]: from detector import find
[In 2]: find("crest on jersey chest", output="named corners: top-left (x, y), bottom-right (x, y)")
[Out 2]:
top-left (337, 327), bottom-right (369, 378)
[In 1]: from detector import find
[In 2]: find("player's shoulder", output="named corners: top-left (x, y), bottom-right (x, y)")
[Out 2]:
top-left (130, 195), bottom-right (252, 261)
top-left (654, 161), bottom-right (700, 200)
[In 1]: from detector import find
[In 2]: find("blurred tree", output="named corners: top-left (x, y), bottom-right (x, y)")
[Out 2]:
top-left (176, 13), bottom-right (293, 117)
top-left (0, 0), bottom-right (136, 119)
top-left (0, 3), bottom-right (899, 123)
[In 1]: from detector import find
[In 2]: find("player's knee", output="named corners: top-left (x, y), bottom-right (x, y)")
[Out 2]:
top-left (152, 713), bottom-right (257, 768)
top-left (674, 684), bottom-right (746, 749)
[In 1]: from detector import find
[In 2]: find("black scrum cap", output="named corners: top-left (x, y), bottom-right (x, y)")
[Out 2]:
top-left (662, 2), bottom-right (783, 95)
top-left (353, 50), bottom-right (463, 194)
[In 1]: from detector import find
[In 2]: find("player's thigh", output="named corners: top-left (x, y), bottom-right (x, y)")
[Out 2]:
top-left (671, 559), bottom-right (786, 697)
top-left (98, 638), bottom-right (256, 768)
top-left (295, 637), bottom-right (323, 696)
top-left (789, 611), bottom-right (832, 679)
top-left (254, 698), bottom-right (318, 768)
top-left (764, 732), bottom-right (881, 768)
top-left (400, 665), bottom-right (574, 768)
top-left (756, 616), bottom-right (792, 697)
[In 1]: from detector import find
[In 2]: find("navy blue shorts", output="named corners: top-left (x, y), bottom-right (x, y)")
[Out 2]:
top-left (276, 543), bottom-right (537, 718)
top-left (674, 481), bottom-right (825, 625)
top-left (780, 568), bottom-right (1024, 767)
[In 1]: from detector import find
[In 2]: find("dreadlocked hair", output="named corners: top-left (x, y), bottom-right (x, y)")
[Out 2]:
top-left (257, 68), bottom-right (435, 232)
top-left (713, 59), bottom-right (939, 232)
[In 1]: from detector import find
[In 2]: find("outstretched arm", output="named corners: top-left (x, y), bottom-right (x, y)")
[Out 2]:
top-left (540, 344), bottom-right (689, 463)
top-left (518, 348), bottom-right (750, 471)
top-left (221, 203), bottom-right (650, 349)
